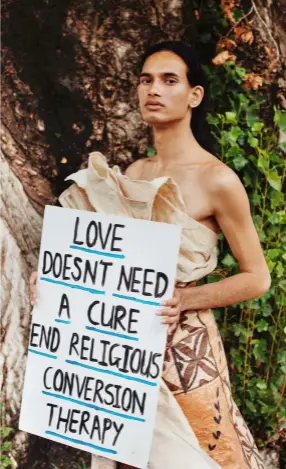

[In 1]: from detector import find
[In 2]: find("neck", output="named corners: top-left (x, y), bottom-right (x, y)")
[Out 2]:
top-left (152, 116), bottom-right (202, 167)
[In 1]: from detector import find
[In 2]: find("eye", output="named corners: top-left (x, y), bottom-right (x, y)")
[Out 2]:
top-left (165, 78), bottom-right (177, 85)
top-left (139, 78), bottom-right (151, 85)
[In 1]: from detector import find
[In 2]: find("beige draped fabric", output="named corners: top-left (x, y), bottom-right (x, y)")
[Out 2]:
top-left (59, 152), bottom-right (263, 469)
top-left (60, 152), bottom-right (218, 284)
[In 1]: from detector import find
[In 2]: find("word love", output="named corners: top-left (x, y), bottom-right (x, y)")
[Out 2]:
top-left (73, 217), bottom-right (125, 252)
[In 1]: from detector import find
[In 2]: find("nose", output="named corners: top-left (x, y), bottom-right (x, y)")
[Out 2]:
top-left (148, 79), bottom-right (161, 96)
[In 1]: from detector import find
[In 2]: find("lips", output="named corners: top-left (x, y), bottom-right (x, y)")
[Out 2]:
top-left (145, 101), bottom-right (164, 107)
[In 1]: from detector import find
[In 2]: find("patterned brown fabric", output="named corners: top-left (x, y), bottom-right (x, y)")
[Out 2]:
top-left (163, 283), bottom-right (264, 469)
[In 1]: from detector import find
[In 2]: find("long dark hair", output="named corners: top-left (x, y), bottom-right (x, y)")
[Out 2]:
top-left (139, 41), bottom-right (215, 154)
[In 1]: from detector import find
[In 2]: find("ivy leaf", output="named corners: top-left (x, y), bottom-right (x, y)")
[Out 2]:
top-left (235, 66), bottom-right (246, 79)
top-left (207, 274), bottom-right (222, 283)
top-left (267, 212), bottom-right (279, 225)
top-left (1, 427), bottom-right (13, 438)
top-left (266, 259), bottom-right (276, 272)
top-left (251, 122), bottom-right (264, 133)
top-left (207, 115), bottom-right (220, 125)
top-left (266, 171), bottom-right (282, 191)
top-left (246, 111), bottom-right (259, 127)
top-left (226, 144), bottom-right (245, 158)
top-left (247, 134), bottom-right (259, 148)
top-left (274, 108), bottom-right (286, 132)
top-left (226, 126), bottom-right (244, 144)
top-left (257, 154), bottom-right (268, 172)
top-left (277, 350), bottom-right (286, 364)
top-left (278, 279), bottom-right (286, 292)
top-left (245, 399), bottom-right (256, 413)
top-left (147, 146), bottom-right (156, 157)
top-left (222, 253), bottom-right (236, 267)
top-left (237, 135), bottom-right (245, 146)
top-left (253, 214), bottom-right (261, 230)
top-left (251, 192), bottom-right (261, 205)
top-left (267, 249), bottom-right (280, 260)
top-left (276, 261), bottom-right (284, 278)
top-left (243, 173), bottom-right (252, 187)
top-left (233, 324), bottom-right (246, 337)
top-left (225, 112), bottom-right (237, 124)
top-left (238, 93), bottom-right (249, 105)
top-left (256, 319), bottom-right (268, 332)
top-left (261, 304), bottom-right (273, 317)
top-left (233, 155), bottom-right (248, 170)
top-left (270, 190), bottom-right (284, 208)
top-left (230, 348), bottom-right (243, 371)
top-left (1, 442), bottom-right (11, 452)
top-left (251, 339), bottom-right (267, 362)
top-left (256, 379), bottom-right (267, 390)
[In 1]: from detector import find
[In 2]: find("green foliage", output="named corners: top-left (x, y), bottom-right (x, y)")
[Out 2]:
top-left (205, 60), bottom-right (286, 444)
top-left (0, 426), bottom-right (14, 468)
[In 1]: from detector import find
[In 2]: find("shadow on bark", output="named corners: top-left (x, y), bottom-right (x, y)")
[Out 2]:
top-left (2, 0), bottom-right (93, 193)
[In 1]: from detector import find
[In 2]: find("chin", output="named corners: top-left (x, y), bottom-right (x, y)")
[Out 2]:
top-left (142, 113), bottom-right (170, 125)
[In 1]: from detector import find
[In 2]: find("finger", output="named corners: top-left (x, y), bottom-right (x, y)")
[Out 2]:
top-left (161, 316), bottom-right (179, 325)
top-left (161, 297), bottom-right (179, 307)
top-left (29, 271), bottom-right (37, 285)
top-left (156, 307), bottom-right (181, 317)
top-left (30, 292), bottom-right (35, 303)
top-left (30, 284), bottom-right (37, 296)
top-left (30, 280), bottom-right (37, 305)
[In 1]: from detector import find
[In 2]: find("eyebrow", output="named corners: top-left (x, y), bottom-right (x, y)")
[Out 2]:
top-left (139, 72), bottom-right (180, 78)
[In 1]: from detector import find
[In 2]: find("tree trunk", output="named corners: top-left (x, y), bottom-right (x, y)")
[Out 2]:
top-left (1, 0), bottom-right (186, 466)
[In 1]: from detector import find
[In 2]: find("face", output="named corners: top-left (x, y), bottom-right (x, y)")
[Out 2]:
top-left (137, 50), bottom-right (204, 126)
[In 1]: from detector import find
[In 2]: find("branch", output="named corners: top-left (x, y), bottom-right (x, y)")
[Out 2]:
top-left (250, 0), bottom-right (280, 59)
top-left (226, 6), bottom-right (254, 38)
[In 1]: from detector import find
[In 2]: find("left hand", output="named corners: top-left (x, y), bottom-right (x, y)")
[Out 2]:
top-left (156, 288), bottom-right (183, 334)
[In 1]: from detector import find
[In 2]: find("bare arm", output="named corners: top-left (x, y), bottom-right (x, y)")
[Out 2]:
top-left (177, 167), bottom-right (271, 311)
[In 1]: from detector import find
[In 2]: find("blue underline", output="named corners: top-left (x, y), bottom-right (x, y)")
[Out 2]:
top-left (40, 277), bottom-right (105, 295)
top-left (45, 430), bottom-right (117, 454)
top-left (55, 319), bottom-right (71, 324)
top-left (28, 348), bottom-right (57, 359)
top-left (112, 293), bottom-right (160, 306)
top-left (65, 360), bottom-right (157, 387)
top-left (42, 390), bottom-right (145, 422)
top-left (69, 245), bottom-right (125, 259)
top-left (85, 326), bottom-right (139, 341)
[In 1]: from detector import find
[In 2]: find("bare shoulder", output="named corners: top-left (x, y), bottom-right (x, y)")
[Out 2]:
top-left (202, 157), bottom-right (245, 196)
top-left (200, 156), bottom-right (251, 219)
top-left (124, 158), bottom-right (146, 179)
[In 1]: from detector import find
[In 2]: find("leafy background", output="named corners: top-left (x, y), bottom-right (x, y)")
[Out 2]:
top-left (192, 0), bottom-right (286, 457)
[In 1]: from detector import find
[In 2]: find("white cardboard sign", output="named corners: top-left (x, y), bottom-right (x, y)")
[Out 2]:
top-left (19, 205), bottom-right (181, 468)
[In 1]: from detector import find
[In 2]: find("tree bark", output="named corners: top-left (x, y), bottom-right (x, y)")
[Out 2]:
top-left (1, 0), bottom-right (186, 465)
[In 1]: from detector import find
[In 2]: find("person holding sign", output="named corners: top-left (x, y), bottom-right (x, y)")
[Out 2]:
top-left (30, 41), bottom-right (270, 469)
